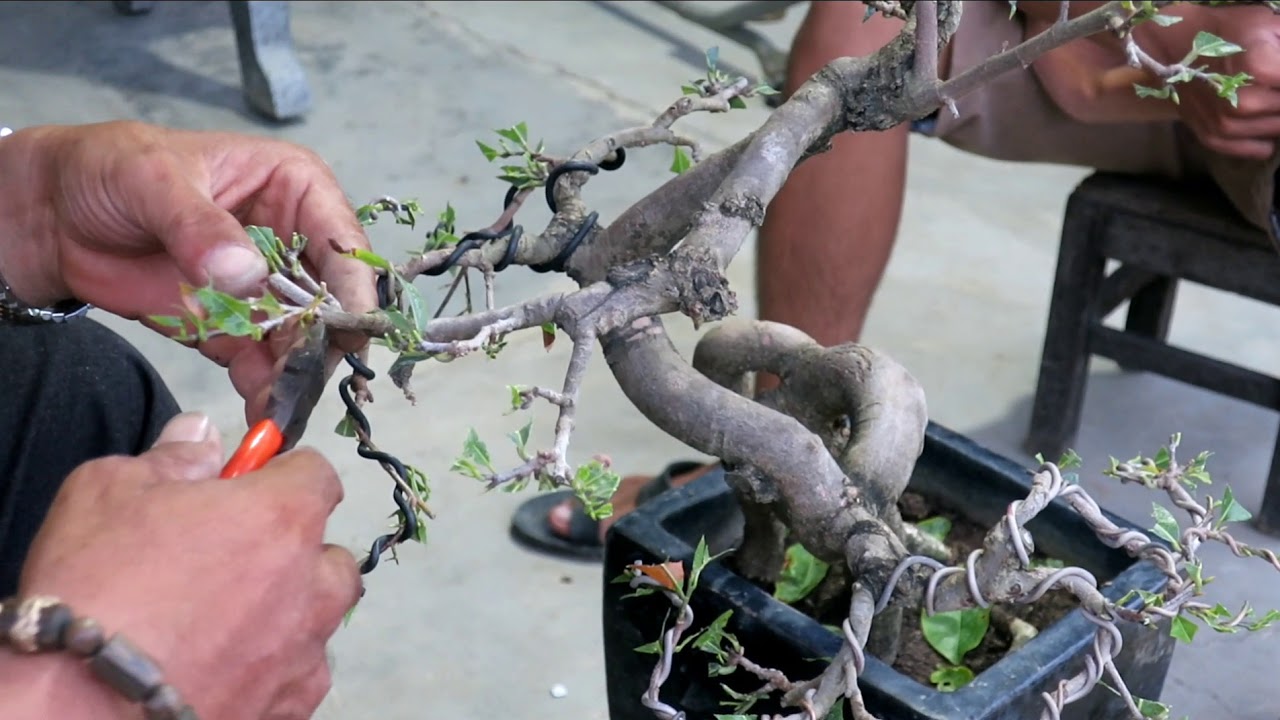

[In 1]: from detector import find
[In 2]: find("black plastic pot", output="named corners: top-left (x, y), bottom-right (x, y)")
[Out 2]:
top-left (601, 422), bottom-right (1176, 720)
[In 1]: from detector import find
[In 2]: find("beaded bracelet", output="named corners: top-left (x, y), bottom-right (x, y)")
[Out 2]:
top-left (0, 595), bottom-right (198, 719)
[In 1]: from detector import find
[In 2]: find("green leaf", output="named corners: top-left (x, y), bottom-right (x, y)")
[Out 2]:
top-left (915, 516), bottom-right (952, 543)
top-left (508, 419), bottom-right (533, 457)
top-left (921, 607), bottom-right (990, 665)
top-left (670, 146), bottom-right (692, 175)
top-left (634, 640), bottom-right (663, 654)
top-left (929, 664), bottom-right (975, 692)
top-left (1134, 83), bottom-right (1178, 103)
top-left (246, 225), bottom-right (286, 272)
top-left (571, 460), bottom-right (621, 521)
top-left (345, 247), bottom-right (395, 273)
top-left (1246, 608), bottom-right (1280, 631)
top-left (754, 84), bottom-right (779, 96)
top-left (400, 280), bottom-right (430, 333)
top-left (1151, 13), bottom-right (1182, 26)
top-left (476, 140), bottom-right (499, 161)
top-left (462, 428), bottom-right (494, 469)
top-left (821, 700), bottom-right (845, 720)
top-left (1190, 31), bottom-right (1244, 59)
top-left (1216, 485), bottom-right (1252, 527)
top-left (681, 83), bottom-right (701, 95)
top-left (682, 609), bottom-right (734, 660)
top-left (1135, 697), bottom-right (1171, 720)
top-left (705, 46), bottom-right (720, 71)
top-left (334, 414), bottom-right (359, 438)
top-left (728, 96), bottom-right (747, 110)
top-left (1149, 504), bottom-right (1182, 548)
top-left (689, 536), bottom-right (712, 594)
top-left (495, 126), bottom-right (524, 145)
top-left (773, 543), bottom-right (830, 604)
top-left (191, 286), bottom-right (260, 339)
top-left (1170, 614), bottom-right (1198, 643)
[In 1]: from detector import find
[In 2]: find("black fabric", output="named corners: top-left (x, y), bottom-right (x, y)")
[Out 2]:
top-left (0, 318), bottom-right (180, 596)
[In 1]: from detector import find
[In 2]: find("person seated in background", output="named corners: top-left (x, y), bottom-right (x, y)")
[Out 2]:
top-left (510, 0), bottom-right (1280, 561)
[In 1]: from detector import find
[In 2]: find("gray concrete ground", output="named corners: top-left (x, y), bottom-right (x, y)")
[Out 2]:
top-left (3, 1), bottom-right (1279, 718)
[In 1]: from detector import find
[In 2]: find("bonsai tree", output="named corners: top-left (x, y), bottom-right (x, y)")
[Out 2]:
top-left (154, 1), bottom-right (1280, 719)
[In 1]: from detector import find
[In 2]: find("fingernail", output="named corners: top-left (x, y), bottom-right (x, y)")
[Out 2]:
top-left (205, 245), bottom-right (268, 295)
top-left (154, 412), bottom-right (213, 446)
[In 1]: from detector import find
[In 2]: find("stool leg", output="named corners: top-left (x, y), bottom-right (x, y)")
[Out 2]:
top-left (1254, 425), bottom-right (1280, 536)
top-left (227, 1), bottom-right (312, 122)
top-left (1120, 275), bottom-right (1178, 370)
top-left (1025, 201), bottom-right (1108, 460)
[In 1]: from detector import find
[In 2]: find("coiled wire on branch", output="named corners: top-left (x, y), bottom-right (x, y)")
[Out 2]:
top-left (344, 150), bottom-right (625, 574)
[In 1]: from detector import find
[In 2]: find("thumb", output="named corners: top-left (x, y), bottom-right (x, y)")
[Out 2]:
top-left (134, 164), bottom-right (269, 298)
top-left (143, 412), bottom-right (226, 482)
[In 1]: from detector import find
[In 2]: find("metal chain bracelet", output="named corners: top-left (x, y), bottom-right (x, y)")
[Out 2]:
top-left (0, 595), bottom-right (197, 719)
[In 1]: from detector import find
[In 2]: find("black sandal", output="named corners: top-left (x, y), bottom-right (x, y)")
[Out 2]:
top-left (508, 460), bottom-right (708, 561)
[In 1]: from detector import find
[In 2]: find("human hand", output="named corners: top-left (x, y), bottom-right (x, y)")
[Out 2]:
top-left (1142, 5), bottom-right (1280, 159)
top-left (0, 120), bottom-right (379, 421)
top-left (9, 412), bottom-right (361, 720)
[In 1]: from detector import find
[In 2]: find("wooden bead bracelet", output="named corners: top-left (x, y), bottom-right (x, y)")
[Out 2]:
top-left (0, 595), bottom-right (198, 719)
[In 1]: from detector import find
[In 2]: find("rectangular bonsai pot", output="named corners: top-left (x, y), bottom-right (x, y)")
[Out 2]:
top-left (601, 422), bottom-right (1175, 720)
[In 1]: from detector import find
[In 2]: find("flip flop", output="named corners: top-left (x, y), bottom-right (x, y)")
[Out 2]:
top-left (508, 460), bottom-right (709, 562)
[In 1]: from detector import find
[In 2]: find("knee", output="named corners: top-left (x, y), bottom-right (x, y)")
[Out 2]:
top-left (7, 319), bottom-right (181, 454)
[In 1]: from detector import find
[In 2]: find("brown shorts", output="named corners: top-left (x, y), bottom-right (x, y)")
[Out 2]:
top-left (924, 1), bottom-right (1279, 245)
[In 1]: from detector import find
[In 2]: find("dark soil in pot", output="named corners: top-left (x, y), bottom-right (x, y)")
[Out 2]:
top-left (749, 489), bottom-right (1080, 689)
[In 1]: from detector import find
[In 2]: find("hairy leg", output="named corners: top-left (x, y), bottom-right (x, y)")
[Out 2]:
top-left (756, 4), bottom-right (910, 359)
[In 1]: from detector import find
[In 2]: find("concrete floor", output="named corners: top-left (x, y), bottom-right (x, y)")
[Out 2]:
top-left (3, 1), bottom-right (1279, 718)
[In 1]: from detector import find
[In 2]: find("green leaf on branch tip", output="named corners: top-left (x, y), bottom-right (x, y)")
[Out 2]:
top-left (1149, 504), bottom-right (1182, 549)
top-left (507, 420), bottom-right (533, 462)
top-left (754, 84), bottom-right (779, 96)
top-left (1189, 31), bottom-right (1244, 60)
top-left (670, 146), bottom-right (692, 175)
top-left (450, 429), bottom-right (495, 481)
top-left (1215, 485), bottom-right (1252, 528)
top-left (1212, 71), bottom-right (1252, 109)
top-left (773, 544), bottom-right (829, 604)
top-left (728, 96), bottom-right (748, 110)
top-left (688, 535), bottom-right (730, 596)
top-left (1170, 614), bottom-right (1198, 644)
top-left (190, 286), bottom-right (262, 339)
top-left (915, 516), bottom-right (952, 543)
top-left (705, 46), bottom-right (719, 71)
top-left (476, 140), bottom-right (499, 162)
top-left (921, 607), bottom-right (990, 666)
top-left (679, 609), bottom-right (738, 662)
top-left (246, 225), bottom-right (287, 272)
top-left (571, 460), bottom-right (621, 522)
top-left (930, 664), bottom-right (975, 692)
top-left (494, 122), bottom-right (530, 147)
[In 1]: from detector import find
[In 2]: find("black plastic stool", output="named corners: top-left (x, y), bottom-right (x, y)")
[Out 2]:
top-left (1025, 171), bottom-right (1280, 536)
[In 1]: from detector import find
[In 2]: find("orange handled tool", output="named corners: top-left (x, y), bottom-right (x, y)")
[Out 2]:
top-left (220, 322), bottom-right (330, 479)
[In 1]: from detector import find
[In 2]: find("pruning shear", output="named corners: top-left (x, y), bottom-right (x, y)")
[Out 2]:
top-left (220, 321), bottom-right (330, 479)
